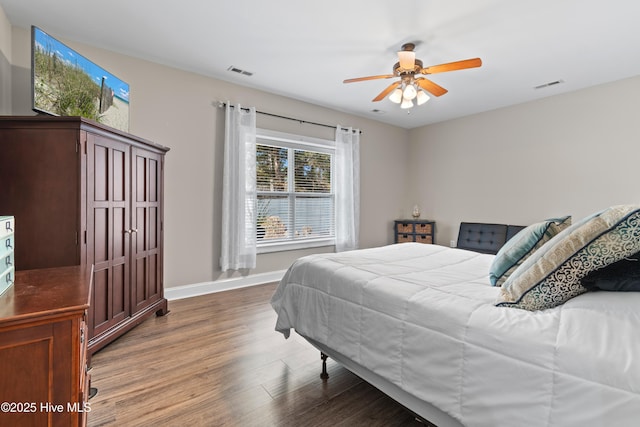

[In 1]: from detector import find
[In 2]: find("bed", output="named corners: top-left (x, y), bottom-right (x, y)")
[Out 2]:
top-left (271, 207), bottom-right (640, 427)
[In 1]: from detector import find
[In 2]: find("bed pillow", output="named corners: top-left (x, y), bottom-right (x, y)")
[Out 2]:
top-left (496, 204), bottom-right (640, 311)
top-left (581, 251), bottom-right (640, 291)
top-left (489, 216), bottom-right (571, 286)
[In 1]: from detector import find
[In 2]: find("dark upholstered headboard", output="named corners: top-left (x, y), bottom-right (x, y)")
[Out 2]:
top-left (505, 224), bottom-right (526, 242)
top-left (456, 222), bottom-right (526, 255)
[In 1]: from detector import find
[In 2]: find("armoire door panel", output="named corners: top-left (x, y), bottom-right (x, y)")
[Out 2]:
top-left (93, 144), bottom-right (109, 202)
top-left (131, 147), bottom-right (164, 315)
top-left (92, 269), bottom-right (108, 330)
top-left (113, 149), bottom-right (126, 202)
top-left (136, 207), bottom-right (147, 251)
top-left (113, 207), bottom-right (126, 259)
top-left (148, 254), bottom-right (159, 296)
top-left (150, 207), bottom-right (158, 249)
top-left (149, 159), bottom-right (158, 202)
top-left (135, 257), bottom-right (147, 307)
top-left (111, 263), bottom-right (128, 322)
top-left (92, 264), bottom-right (129, 335)
top-left (87, 132), bottom-right (132, 340)
top-left (133, 254), bottom-right (160, 307)
top-left (136, 156), bottom-right (147, 202)
top-left (93, 208), bottom-right (109, 263)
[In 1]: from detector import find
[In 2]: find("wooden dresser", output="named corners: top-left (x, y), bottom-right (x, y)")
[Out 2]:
top-left (0, 265), bottom-right (92, 427)
top-left (0, 116), bottom-right (170, 356)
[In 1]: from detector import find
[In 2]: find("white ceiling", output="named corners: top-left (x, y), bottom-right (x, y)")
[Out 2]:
top-left (2, 0), bottom-right (640, 129)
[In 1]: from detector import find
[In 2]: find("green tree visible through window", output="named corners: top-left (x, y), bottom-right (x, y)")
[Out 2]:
top-left (294, 150), bottom-right (331, 193)
top-left (256, 142), bottom-right (334, 244)
top-left (256, 144), bottom-right (287, 192)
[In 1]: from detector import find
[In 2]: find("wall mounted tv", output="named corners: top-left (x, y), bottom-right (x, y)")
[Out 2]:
top-left (31, 25), bottom-right (130, 132)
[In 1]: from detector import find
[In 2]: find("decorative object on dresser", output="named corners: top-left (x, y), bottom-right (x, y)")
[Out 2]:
top-left (394, 219), bottom-right (435, 244)
top-left (0, 216), bottom-right (14, 296)
top-left (0, 116), bottom-right (169, 357)
top-left (411, 204), bottom-right (421, 219)
top-left (0, 265), bottom-right (92, 427)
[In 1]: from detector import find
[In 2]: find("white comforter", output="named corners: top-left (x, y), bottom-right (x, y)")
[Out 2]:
top-left (271, 243), bottom-right (640, 427)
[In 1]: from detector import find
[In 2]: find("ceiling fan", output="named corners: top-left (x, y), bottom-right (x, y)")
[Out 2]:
top-left (343, 43), bottom-right (482, 109)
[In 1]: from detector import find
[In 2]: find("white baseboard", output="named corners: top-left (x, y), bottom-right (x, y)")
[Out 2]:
top-left (164, 269), bottom-right (287, 301)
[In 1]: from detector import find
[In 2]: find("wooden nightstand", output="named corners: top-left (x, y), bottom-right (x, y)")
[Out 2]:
top-left (0, 265), bottom-right (92, 426)
top-left (394, 219), bottom-right (436, 244)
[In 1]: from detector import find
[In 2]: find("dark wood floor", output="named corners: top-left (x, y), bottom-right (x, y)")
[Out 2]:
top-left (87, 283), bottom-right (427, 427)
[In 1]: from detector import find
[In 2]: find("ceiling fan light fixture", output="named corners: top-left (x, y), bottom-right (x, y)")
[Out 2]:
top-left (398, 50), bottom-right (416, 70)
top-left (400, 98), bottom-right (414, 109)
top-left (403, 83), bottom-right (417, 100)
top-left (343, 42), bottom-right (482, 111)
top-left (389, 88), bottom-right (403, 103)
top-left (416, 90), bottom-right (430, 105)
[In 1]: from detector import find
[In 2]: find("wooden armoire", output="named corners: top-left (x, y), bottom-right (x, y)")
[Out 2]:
top-left (0, 116), bottom-right (169, 355)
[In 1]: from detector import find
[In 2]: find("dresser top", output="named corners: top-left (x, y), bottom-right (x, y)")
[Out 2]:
top-left (0, 265), bottom-right (92, 326)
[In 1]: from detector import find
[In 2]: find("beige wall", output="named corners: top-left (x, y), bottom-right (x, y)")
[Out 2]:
top-left (6, 24), bottom-right (410, 289)
top-left (408, 75), bottom-right (640, 246)
top-left (0, 6), bottom-right (9, 57)
top-left (0, 5), bottom-right (11, 114)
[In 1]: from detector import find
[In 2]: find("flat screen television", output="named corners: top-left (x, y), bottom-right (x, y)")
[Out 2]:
top-left (31, 25), bottom-right (130, 132)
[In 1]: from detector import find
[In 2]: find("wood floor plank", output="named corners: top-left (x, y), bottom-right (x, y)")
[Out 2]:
top-left (87, 283), bottom-right (429, 426)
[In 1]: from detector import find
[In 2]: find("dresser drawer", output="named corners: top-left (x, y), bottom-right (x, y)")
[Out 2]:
top-left (0, 216), bottom-right (14, 239)
top-left (415, 223), bottom-right (432, 234)
top-left (396, 222), bottom-right (413, 234)
top-left (416, 234), bottom-right (433, 244)
top-left (397, 234), bottom-right (414, 243)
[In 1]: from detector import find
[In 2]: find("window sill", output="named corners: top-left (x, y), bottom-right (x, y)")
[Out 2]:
top-left (257, 237), bottom-right (335, 254)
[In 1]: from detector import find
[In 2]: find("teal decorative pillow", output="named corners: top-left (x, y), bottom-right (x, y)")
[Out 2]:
top-left (496, 205), bottom-right (640, 311)
top-left (489, 216), bottom-right (571, 286)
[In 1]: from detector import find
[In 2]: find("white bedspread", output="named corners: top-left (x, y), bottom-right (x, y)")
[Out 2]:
top-left (271, 243), bottom-right (640, 427)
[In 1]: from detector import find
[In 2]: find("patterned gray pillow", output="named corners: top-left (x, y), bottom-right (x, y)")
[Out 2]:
top-left (496, 205), bottom-right (640, 310)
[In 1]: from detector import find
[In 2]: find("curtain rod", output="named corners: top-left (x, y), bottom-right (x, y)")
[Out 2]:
top-left (217, 101), bottom-right (362, 134)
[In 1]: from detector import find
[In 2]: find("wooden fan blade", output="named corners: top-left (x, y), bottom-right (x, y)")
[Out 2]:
top-left (372, 81), bottom-right (401, 102)
top-left (422, 58), bottom-right (482, 74)
top-left (343, 74), bottom-right (395, 83)
top-left (415, 78), bottom-right (448, 97)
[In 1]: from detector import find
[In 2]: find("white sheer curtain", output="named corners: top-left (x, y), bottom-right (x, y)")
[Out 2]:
top-left (220, 103), bottom-right (257, 271)
top-left (334, 125), bottom-right (360, 252)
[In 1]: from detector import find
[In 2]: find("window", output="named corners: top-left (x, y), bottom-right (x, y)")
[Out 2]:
top-left (256, 129), bottom-right (335, 252)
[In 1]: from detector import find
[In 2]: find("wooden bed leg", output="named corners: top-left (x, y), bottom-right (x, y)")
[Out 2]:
top-left (320, 352), bottom-right (329, 380)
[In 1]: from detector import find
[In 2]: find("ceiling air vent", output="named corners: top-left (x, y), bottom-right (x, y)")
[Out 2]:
top-left (534, 80), bottom-right (564, 90)
top-left (227, 66), bottom-right (253, 77)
